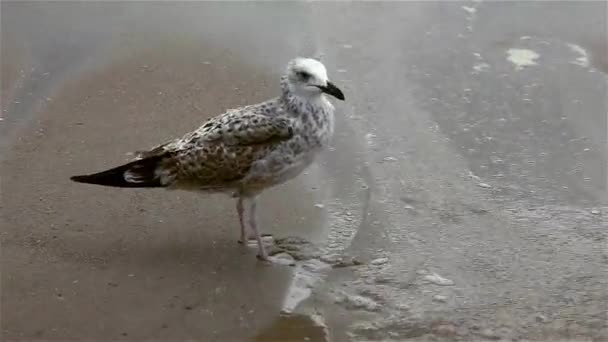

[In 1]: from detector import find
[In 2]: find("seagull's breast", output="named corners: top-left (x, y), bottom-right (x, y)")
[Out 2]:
top-left (240, 104), bottom-right (334, 191)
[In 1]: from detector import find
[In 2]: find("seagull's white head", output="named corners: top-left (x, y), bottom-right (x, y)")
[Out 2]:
top-left (285, 57), bottom-right (345, 101)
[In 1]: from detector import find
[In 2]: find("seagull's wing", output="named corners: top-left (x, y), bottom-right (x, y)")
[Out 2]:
top-left (133, 132), bottom-right (196, 159)
top-left (125, 102), bottom-right (294, 188)
top-left (135, 103), bottom-right (292, 158)
top-left (199, 109), bottom-right (294, 145)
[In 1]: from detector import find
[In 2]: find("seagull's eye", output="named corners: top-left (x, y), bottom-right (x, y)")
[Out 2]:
top-left (296, 71), bottom-right (311, 81)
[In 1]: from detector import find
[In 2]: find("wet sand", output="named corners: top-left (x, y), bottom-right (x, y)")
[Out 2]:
top-left (1, 35), bottom-right (331, 341)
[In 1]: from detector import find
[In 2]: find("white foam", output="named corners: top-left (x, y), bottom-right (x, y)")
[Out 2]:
top-left (462, 6), bottom-right (476, 14)
top-left (281, 259), bottom-right (331, 313)
top-left (424, 272), bottom-right (455, 286)
top-left (507, 48), bottom-right (539, 70)
top-left (473, 62), bottom-right (490, 73)
top-left (567, 43), bottom-right (590, 67)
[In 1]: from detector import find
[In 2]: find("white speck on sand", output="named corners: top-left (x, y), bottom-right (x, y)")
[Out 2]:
top-left (424, 273), bottom-right (455, 286)
top-left (507, 48), bottom-right (540, 70)
top-left (468, 171), bottom-right (481, 181)
top-left (370, 257), bottom-right (389, 266)
top-left (473, 62), bottom-right (490, 73)
top-left (478, 182), bottom-right (492, 189)
top-left (567, 43), bottom-right (590, 67)
top-left (433, 294), bottom-right (448, 302)
top-left (365, 133), bottom-right (376, 145)
top-left (462, 6), bottom-right (476, 14)
top-left (340, 293), bottom-right (380, 311)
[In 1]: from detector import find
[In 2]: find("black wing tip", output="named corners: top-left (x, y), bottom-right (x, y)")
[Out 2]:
top-left (69, 173), bottom-right (115, 186)
top-left (70, 175), bottom-right (89, 183)
top-left (70, 156), bottom-right (166, 188)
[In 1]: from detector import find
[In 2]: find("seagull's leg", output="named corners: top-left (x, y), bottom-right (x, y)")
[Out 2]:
top-left (236, 196), bottom-right (247, 244)
top-left (247, 196), bottom-right (268, 260)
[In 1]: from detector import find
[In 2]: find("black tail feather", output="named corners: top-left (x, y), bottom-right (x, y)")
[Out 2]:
top-left (70, 155), bottom-right (165, 188)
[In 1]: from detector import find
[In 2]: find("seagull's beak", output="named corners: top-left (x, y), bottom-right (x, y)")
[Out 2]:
top-left (318, 81), bottom-right (345, 101)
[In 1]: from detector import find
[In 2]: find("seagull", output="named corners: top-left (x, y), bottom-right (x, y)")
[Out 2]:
top-left (70, 57), bottom-right (345, 261)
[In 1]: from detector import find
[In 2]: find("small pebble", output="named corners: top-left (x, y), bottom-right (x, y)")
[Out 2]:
top-left (333, 257), bottom-right (362, 268)
top-left (341, 294), bottom-right (379, 311)
top-left (477, 328), bottom-right (500, 339)
top-left (321, 254), bottom-right (342, 264)
top-left (433, 294), bottom-right (448, 302)
top-left (590, 209), bottom-right (600, 215)
top-left (434, 324), bottom-right (458, 336)
top-left (314, 203), bottom-right (325, 209)
top-left (269, 253), bottom-right (296, 266)
top-left (468, 171), bottom-right (481, 181)
top-left (424, 272), bottom-right (455, 286)
top-left (374, 275), bottom-right (394, 284)
top-left (370, 257), bottom-right (389, 266)
top-left (477, 182), bottom-right (492, 189)
top-left (396, 303), bottom-right (410, 311)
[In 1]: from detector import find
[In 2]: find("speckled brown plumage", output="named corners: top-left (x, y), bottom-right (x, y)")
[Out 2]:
top-left (71, 57), bottom-right (345, 261)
